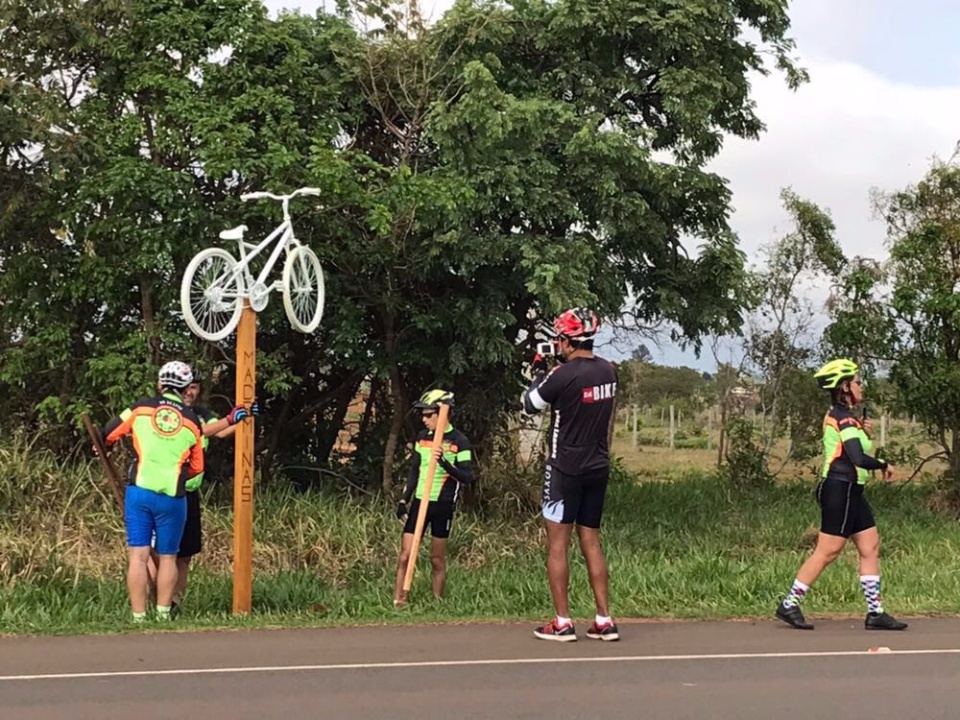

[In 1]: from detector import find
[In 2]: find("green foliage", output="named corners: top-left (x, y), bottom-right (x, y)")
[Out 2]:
top-left (618, 361), bottom-right (707, 408)
top-left (714, 189), bottom-right (844, 478)
top-left (722, 417), bottom-right (773, 488)
top-left (1, 0), bottom-right (806, 480)
top-left (826, 154), bottom-right (960, 498)
top-left (773, 366), bottom-right (825, 464)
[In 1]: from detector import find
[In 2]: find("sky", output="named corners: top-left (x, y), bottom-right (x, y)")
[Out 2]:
top-left (263, 0), bottom-right (960, 369)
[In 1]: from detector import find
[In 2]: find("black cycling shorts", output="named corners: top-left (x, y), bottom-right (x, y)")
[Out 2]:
top-left (178, 491), bottom-right (203, 558)
top-left (817, 478), bottom-right (876, 538)
top-left (403, 499), bottom-right (454, 539)
top-left (542, 464), bottom-right (609, 529)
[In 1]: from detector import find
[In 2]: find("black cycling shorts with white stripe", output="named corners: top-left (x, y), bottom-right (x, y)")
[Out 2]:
top-left (542, 464), bottom-right (609, 528)
top-left (816, 477), bottom-right (876, 538)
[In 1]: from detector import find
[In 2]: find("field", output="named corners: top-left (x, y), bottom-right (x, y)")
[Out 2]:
top-left (610, 407), bottom-right (950, 482)
top-left (1, 425), bottom-right (958, 636)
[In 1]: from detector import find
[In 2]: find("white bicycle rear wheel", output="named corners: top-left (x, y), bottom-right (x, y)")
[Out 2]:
top-left (282, 245), bottom-right (325, 333)
top-left (180, 247), bottom-right (245, 341)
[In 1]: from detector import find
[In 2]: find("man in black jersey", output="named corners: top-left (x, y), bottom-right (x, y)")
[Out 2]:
top-left (523, 308), bottom-right (619, 642)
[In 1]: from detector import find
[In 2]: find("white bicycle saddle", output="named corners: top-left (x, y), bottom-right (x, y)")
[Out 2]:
top-left (219, 224), bottom-right (248, 241)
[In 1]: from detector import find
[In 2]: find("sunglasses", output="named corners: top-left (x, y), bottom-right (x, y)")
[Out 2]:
top-left (421, 411), bottom-right (437, 419)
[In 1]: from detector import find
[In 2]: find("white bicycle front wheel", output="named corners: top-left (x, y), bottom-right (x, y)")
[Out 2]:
top-left (180, 247), bottom-right (245, 342)
top-left (282, 245), bottom-right (325, 333)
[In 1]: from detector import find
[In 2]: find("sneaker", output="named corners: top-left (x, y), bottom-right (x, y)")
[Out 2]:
top-left (586, 621), bottom-right (620, 641)
top-left (775, 601), bottom-right (814, 630)
top-left (865, 611), bottom-right (908, 631)
top-left (533, 620), bottom-right (577, 642)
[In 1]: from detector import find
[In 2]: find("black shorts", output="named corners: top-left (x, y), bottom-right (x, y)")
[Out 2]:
top-left (542, 464), bottom-right (609, 528)
top-left (403, 499), bottom-right (454, 539)
top-left (178, 491), bottom-right (202, 558)
top-left (817, 478), bottom-right (876, 538)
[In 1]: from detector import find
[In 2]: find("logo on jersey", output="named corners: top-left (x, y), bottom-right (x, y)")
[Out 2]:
top-left (582, 382), bottom-right (617, 404)
top-left (153, 406), bottom-right (183, 436)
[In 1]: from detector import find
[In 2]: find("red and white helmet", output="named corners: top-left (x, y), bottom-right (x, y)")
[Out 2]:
top-left (553, 307), bottom-right (600, 341)
top-left (158, 361), bottom-right (194, 390)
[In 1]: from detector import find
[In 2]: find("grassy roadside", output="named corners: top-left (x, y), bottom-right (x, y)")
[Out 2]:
top-left (2, 437), bottom-right (959, 636)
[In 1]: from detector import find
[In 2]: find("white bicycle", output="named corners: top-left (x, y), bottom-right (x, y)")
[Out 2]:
top-left (180, 187), bottom-right (326, 342)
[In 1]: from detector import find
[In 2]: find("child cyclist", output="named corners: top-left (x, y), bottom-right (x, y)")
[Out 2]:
top-left (393, 389), bottom-right (472, 606)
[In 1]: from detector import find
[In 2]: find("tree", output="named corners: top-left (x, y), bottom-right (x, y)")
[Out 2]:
top-left (746, 190), bottom-right (843, 474)
top-left (710, 189), bottom-right (843, 480)
top-left (631, 343), bottom-right (653, 363)
top-left (826, 151), bottom-right (960, 499)
top-left (1, 0), bottom-right (807, 493)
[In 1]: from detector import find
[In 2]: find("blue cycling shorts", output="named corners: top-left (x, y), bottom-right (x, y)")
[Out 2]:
top-left (124, 485), bottom-right (187, 555)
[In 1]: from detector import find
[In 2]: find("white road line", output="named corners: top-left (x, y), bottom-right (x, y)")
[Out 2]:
top-left (2, 647), bottom-right (960, 682)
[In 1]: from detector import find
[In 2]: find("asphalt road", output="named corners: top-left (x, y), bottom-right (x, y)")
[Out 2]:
top-left (2, 617), bottom-right (960, 719)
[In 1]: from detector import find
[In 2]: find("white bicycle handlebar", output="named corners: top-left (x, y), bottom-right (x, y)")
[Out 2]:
top-left (240, 187), bottom-right (321, 202)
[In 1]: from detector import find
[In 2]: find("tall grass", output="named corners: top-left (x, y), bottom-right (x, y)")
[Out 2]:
top-left (2, 436), bottom-right (959, 636)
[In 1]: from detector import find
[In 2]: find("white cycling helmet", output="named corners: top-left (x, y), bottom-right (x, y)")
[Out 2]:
top-left (158, 361), bottom-right (194, 390)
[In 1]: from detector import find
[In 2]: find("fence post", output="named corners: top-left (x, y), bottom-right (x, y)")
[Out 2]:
top-left (669, 404), bottom-right (676, 450)
top-left (707, 407), bottom-right (713, 451)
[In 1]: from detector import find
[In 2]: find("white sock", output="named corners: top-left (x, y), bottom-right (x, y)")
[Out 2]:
top-left (555, 616), bottom-right (572, 627)
top-left (595, 615), bottom-right (612, 626)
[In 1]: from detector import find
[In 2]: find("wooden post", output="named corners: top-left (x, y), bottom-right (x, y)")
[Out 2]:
top-left (233, 303), bottom-right (256, 614)
top-left (402, 402), bottom-right (451, 595)
top-left (607, 393), bottom-right (618, 452)
top-left (81, 412), bottom-right (125, 517)
top-left (669, 404), bottom-right (675, 450)
top-left (706, 407), bottom-right (713, 451)
top-left (632, 405), bottom-right (638, 449)
top-left (881, 413), bottom-right (888, 448)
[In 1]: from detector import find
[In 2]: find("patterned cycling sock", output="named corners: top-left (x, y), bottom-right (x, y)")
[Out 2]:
top-left (781, 579), bottom-right (810, 609)
top-left (860, 575), bottom-right (883, 614)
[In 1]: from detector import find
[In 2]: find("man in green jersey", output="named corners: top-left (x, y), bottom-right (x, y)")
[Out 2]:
top-left (104, 362), bottom-right (250, 621)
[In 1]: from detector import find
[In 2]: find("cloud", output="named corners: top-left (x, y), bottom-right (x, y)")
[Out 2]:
top-left (713, 57), bottom-right (960, 264)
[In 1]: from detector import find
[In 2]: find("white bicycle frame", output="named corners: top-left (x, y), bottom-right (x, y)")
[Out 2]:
top-left (221, 187), bottom-right (320, 306)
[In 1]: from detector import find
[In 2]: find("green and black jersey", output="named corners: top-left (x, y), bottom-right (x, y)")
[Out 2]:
top-left (403, 427), bottom-right (473, 504)
top-left (821, 404), bottom-right (887, 485)
top-left (183, 406), bottom-right (217, 492)
top-left (103, 392), bottom-right (204, 497)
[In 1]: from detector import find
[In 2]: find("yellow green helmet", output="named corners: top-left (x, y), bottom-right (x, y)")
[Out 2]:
top-left (813, 359), bottom-right (858, 390)
top-left (414, 389), bottom-right (454, 410)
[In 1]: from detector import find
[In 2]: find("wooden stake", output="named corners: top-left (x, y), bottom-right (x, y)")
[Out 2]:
top-left (81, 412), bottom-right (125, 517)
top-left (233, 303), bottom-right (256, 614)
top-left (706, 407), bottom-right (713, 451)
top-left (669, 404), bottom-right (675, 450)
top-left (402, 402), bottom-right (451, 594)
